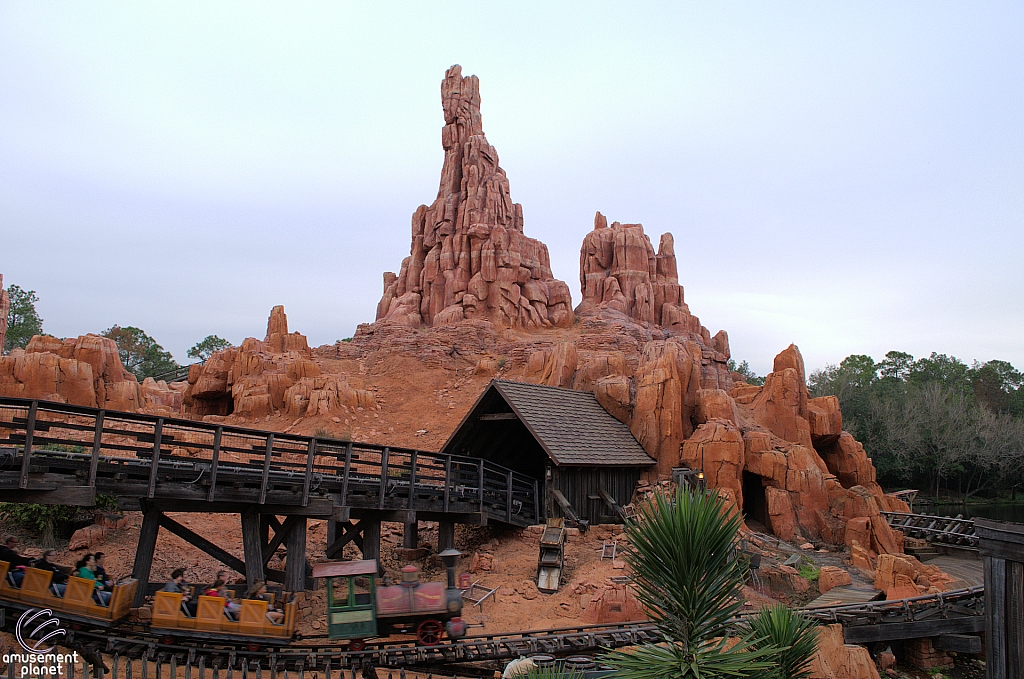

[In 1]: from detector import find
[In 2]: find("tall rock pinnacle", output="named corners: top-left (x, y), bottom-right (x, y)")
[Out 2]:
top-left (376, 65), bottom-right (573, 329)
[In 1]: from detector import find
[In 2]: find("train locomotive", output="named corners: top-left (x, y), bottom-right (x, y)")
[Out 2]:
top-left (314, 548), bottom-right (467, 649)
top-left (1, 549), bottom-right (466, 649)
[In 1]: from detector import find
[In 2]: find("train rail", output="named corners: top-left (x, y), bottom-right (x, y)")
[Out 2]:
top-left (2, 586), bottom-right (985, 673)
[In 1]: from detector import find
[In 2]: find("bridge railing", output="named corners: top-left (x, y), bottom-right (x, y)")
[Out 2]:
top-left (0, 397), bottom-right (539, 525)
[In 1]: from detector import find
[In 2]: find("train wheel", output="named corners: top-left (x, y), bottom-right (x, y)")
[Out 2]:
top-left (349, 639), bottom-right (366, 652)
top-left (416, 619), bottom-right (443, 646)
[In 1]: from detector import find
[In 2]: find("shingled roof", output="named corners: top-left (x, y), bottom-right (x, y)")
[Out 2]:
top-left (445, 379), bottom-right (655, 467)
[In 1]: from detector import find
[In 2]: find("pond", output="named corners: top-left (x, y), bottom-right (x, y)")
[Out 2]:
top-left (928, 502), bottom-right (1024, 524)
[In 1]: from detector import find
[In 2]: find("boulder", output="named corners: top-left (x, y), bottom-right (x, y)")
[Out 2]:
top-left (809, 624), bottom-right (882, 679)
top-left (680, 420), bottom-right (744, 513)
top-left (695, 389), bottom-right (740, 427)
top-left (630, 339), bottom-right (700, 477)
top-left (68, 524), bottom-right (107, 551)
top-left (818, 566), bottom-right (853, 594)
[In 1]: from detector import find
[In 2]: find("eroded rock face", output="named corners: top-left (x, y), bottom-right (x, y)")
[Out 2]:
top-left (375, 65), bottom-right (573, 330)
top-left (184, 306), bottom-right (376, 421)
top-left (0, 333), bottom-right (183, 416)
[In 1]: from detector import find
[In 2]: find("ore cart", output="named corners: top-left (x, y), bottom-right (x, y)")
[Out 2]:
top-left (537, 518), bottom-right (567, 593)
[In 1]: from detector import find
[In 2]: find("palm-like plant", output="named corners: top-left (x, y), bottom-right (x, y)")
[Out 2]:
top-left (602, 488), bottom-right (777, 678)
top-left (743, 605), bottom-right (819, 679)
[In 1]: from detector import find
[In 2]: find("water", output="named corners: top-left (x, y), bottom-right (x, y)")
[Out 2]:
top-left (929, 502), bottom-right (1024, 524)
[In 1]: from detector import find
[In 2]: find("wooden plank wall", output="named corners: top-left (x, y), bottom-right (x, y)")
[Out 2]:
top-left (976, 519), bottom-right (1024, 679)
top-left (549, 466), bottom-right (640, 525)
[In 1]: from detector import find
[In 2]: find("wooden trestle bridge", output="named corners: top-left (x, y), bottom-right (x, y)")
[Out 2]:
top-left (0, 397), bottom-right (541, 604)
top-left (881, 510), bottom-right (980, 550)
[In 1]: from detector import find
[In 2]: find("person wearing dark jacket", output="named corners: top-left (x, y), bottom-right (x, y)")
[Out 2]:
top-left (1, 536), bottom-right (33, 587)
top-left (32, 550), bottom-right (68, 596)
top-left (94, 552), bottom-right (113, 589)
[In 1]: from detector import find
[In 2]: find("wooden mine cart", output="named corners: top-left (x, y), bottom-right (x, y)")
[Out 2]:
top-left (536, 518), bottom-right (567, 593)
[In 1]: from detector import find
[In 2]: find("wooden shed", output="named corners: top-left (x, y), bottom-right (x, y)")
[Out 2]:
top-left (442, 380), bottom-right (655, 525)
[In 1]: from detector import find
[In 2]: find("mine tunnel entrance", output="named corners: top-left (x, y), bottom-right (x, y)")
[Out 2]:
top-left (742, 471), bottom-right (769, 527)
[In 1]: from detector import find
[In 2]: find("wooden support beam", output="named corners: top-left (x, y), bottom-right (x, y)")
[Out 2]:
top-left (325, 521), bottom-right (364, 559)
top-left (88, 410), bottom-right (104, 487)
top-left (403, 519), bottom-right (418, 549)
top-left (18, 400), bottom-right (37, 489)
top-left (207, 426), bottom-right (222, 501)
top-left (161, 512), bottom-right (246, 575)
top-left (284, 517), bottom-right (306, 592)
top-left (132, 505), bottom-right (161, 607)
top-left (349, 507), bottom-right (415, 523)
top-left (416, 511), bottom-right (488, 526)
top-left (361, 520), bottom-right (381, 566)
top-left (341, 442), bottom-right (352, 505)
top-left (147, 418), bottom-right (163, 498)
top-left (477, 413), bottom-right (518, 420)
top-left (116, 497), bottom-right (335, 517)
top-left (6, 487), bottom-right (95, 506)
top-left (506, 470), bottom-right (513, 523)
top-left (842, 616), bottom-right (984, 644)
top-left (262, 515), bottom-right (301, 566)
top-left (240, 510), bottom-right (265, 586)
top-left (259, 434), bottom-right (274, 504)
top-left (437, 520), bottom-right (455, 553)
top-left (302, 438), bottom-right (316, 506)
top-left (443, 455), bottom-right (451, 513)
top-left (378, 447), bottom-right (389, 510)
top-left (933, 634), bottom-right (982, 654)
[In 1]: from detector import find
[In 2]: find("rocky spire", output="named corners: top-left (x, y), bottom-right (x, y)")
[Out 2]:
top-left (376, 65), bottom-right (573, 329)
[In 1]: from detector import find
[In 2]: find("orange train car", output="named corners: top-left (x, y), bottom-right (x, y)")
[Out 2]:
top-left (0, 560), bottom-right (137, 626)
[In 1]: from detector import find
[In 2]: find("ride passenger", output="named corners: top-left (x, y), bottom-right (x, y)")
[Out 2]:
top-left (32, 550), bottom-right (69, 596)
top-left (206, 579), bottom-right (242, 618)
top-left (245, 580), bottom-right (284, 624)
top-left (74, 554), bottom-right (111, 606)
top-left (94, 552), bottom-right (113, 589)
top-left (1, 536), bottom-right (33, 587)
top-left (162, 568), bottom-right (197, 615)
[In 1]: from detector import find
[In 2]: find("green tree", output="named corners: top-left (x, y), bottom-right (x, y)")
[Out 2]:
top-left (187, 335), bottom-right (232, 362)
top-left (727, 359), bottom-right (765, 386)
top-left (102, 325), bottom-right (179, 380)
top-left (4, 284), bottom-right (44, 353)
top-left (971, 359), bottom-right (1024, 416)
top-left (602, 489), bottom-right (780, 678)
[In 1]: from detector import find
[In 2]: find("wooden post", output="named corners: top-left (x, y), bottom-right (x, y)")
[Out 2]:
top-left (302, 438), bottom-right (317, 506)
top-left (132, 504), bottom-right (161, 606)
top-left (241, 510), bottom-right (265, 586)
top-left (19, 400), bottom-right (38, 489)
top-left (284, 517), bottom-right (307, 592)
top-left (259, 434), bottom-right (274, 505)
top-left (327, 520), bottom-right (339, 546)
top-left (361, 520), bottom-right (381, 565)
top-left (403, 518), bottom-right (418, 550)
top-left (207, 426), bottom-right (222, 501)
top-left (533, 479), bottom-right (541, 523)
top-left (341, 442), bottom-right (352, 505)
top-left (147, 418), bottom-right (164, 499)
top-left (88, 410), bottom-right (104, 487)
top-left (407, 450), bottom-right (417, 509)
top-left (478, 460), bottom-right (485, 513)
top-left (506, 470), bottom-right (513, 523)
top-left (437, 520), bottom-right (455, 553)
top-left (378, 447), bottom-right (390, 510)
top-left (977, 518), bottom-right (1024, 679)
top-left (443, 455), bottom-right (452, 512)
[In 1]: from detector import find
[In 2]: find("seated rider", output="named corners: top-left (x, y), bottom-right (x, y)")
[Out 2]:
top-left (74, 554), bottom-right (111, 606)
top-left (1, 536), bottom-right (33, 587)
top-left (32, 550), bottom-right (69, 596)
top-left (162, 568), bottom-right (197, 615)
top-left (245, 580), bottom-right (284, 624)
top-left (94, 552), bottom-right (113, 589)
top-left (206, 579), bottom-right (241, 618)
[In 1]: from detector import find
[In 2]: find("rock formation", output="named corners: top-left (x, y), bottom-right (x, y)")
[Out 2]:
top-left (184, 306), bottom-right (376, 421)
top-left (0, 274), bottom-right (9, 354)
top-left (375, 65), bottom-right (573, 330)
top-left (0, 333), bottom-right (184, 416)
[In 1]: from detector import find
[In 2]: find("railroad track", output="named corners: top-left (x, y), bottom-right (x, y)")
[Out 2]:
top-left (880, 510), bottom-right (979, 550)
top-left (3, 586), bottom-right (985, 674)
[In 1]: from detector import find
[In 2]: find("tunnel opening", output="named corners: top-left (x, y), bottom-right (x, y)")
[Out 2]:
top-left (742, 471), bottom-right (769, 528)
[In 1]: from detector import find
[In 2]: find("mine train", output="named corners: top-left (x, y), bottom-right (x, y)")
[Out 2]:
top-left (0, 550), bottom-right (467, 649)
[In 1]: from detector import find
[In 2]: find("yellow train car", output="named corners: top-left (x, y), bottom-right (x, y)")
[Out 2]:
top-left (150, 590), bottom-right (296, 642)
top-left (0, 560), bottom-right (137, 626)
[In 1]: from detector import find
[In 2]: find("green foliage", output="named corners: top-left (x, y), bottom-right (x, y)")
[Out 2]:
top-left (4, 284), bottom-right (44, 353)
top-left (102, 325), bottom-right (180, 380)
top-left (187, 335), bottom-right (232, 361)
top-left (602, 489), bottom-right (776, 678)
top-left (95, 494), bottom-right (120, 511)
top-left (522, 663), bottom-right (584, 678)
top-left (798, 562), bottom-right (820, 582)
top-left (0, 503), bottom-right (79, 547)
top-left (809, 350), bottom-right (1024, 501)
top-left (497, 357), bottom-right (507, 369)
top-left (727, 359), bottom-right (765, 386)
top-left (743, 605), bottom-right (820, 679)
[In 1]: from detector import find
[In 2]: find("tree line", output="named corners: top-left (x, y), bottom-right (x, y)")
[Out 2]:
top-left (809, 351), bottom-right (1024, 502)
top-left (3, 282), bottom-right (231, 380)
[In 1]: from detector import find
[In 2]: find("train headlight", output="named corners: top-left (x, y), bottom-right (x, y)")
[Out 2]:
top-left (448, 599), bottom-right (461, 613)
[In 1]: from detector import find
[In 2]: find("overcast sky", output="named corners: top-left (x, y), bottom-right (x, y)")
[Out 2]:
top-left (2, 3), bottom-right (1021, 376)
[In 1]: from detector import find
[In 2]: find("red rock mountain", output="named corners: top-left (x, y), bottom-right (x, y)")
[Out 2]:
top-left (375, 65), bottom-right (574, 330)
